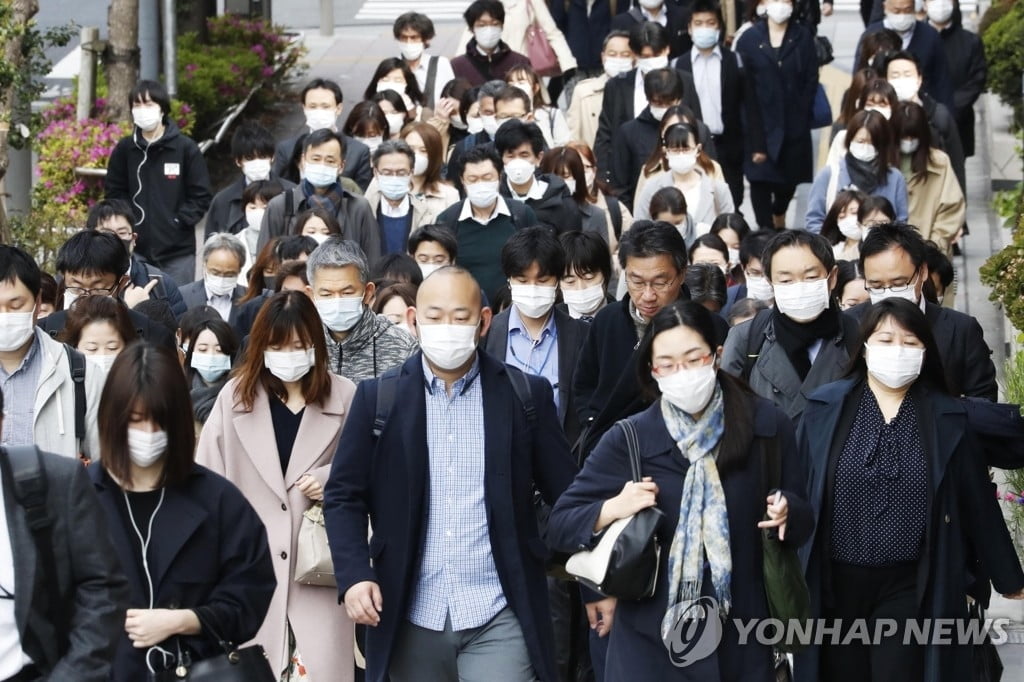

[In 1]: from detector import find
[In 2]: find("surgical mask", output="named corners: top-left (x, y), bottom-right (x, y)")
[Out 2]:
top-left (357, 136), bottom-right (383, 154)
top-left (132, 107), bottom-right (162, 132)
top-left (315, 296), bottom-right (364, 333)
top-left (639, 0), bottom-right (663, 8)
top-left (745, 275), bottom-right (774, 301)
top-left (667, 151), bottom-right (698, 175)
top-left (849, 142), bottom-right (877, 163)
top-left (419, 263), bottom-right (442, 278)
top-left (756, 3), bottom-right (768, 17)
top-left (604, 56), bottom-right (633, 78)
top-left (889, 77), bottom-right (920, 102)
top-left (127, 428), bottom-right (168, 468)
top-left (450, 116), bottom-right (469, 130)
top-left (864, 105), bottom-right (892, 120)
top-left (564, 178), bottom-right (577, 195)
top-left (637, 55), bottom-right (669, 75)
top-left (246, 207), bottom-right (266, 229)
top-left (885, 12), bottom-right (916, 33)
top-left (510, 284), bottom-right (557, 319)
top-left (838, 215), bottom-right (862, 241)
top-left (379, 175), bottom-right (411, 201)
top-left (772, 279), bottom-right (830, 322)
top-left (191, 352), bottom-right (232, 383)
top-left (467, 117), bottom-right (485, 134)
top-left (400, 41), bottom-right (425, 61)
top-left (466, 180), bottom-right (500, 208)
top-left (926, 0), bottom-right (954, 24)
top-left (86, 353), bottom-right (117, 373)
top-left (765, 1), bottom-right (793, 24)
top-left (655, 362), bottom-right (718, 415)
top-left (242, 158), bottom-right (272, 183)
top-left (475, 26), bottom-right (502, 50)
top-left (868, 283), bottom-right (919, 305)
top-left (303, 162), bottom-right (339, 188)
top-left (505, 158), bottom-right (536, 186)
top-left (480, 115), bottom-right (499, 136)
top-left (205, 274), bottom-right (238, 297)
top-left (562, 283), bottom-right (605, 318)
top-left (413, 153), bottom-right (429, 176)
top-left (584, 169), bottom-right (596, 189)
top-left (385, 113), bottom-right (407, 136)
top-left (264, 347), bottom-right (316, 382)
top-left (691, 27), bottom-right (720, 50)
top-left (417, 322), bottom-right (479, 370)
top-left (62, 290), bottom-right (80, 311)
top-left (304, 108), bottom-right (337, 131)
top-left (308, 232), bottom-right (330, 245)
top-left (649, 106), bottom-right (668, 122)
top-left (377, 81), bottom-right (406, 95)
top-left (728, 248), bottom-right (740, 268)
top-left (900, 138), bottom-right (920, 155)
top-left (865, 343), bottom-right (924, 389)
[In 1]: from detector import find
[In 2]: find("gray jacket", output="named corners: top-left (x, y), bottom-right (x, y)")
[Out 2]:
top-left (257, 185), bottom-right (381, 262)
top-left (324, 308), bottom-right (418, 383)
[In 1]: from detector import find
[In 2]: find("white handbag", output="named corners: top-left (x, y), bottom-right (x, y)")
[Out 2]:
top-left (293, 502), bottom-right (336, 587)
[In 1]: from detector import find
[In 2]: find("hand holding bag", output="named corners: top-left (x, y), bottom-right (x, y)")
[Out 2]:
top-left (153, 610), bottom-right (275, 681)
top-left (566, 419), bottom-right (663, 600)
top-left (294, 501), bottom-right (336, 587)
top-left (524, 0), bottom-right (560, 77)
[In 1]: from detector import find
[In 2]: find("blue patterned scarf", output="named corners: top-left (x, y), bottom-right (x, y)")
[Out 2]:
top-left (660, 385), bottom-right (731, 641)
top-left (301, 179), bottom-right (345, 216)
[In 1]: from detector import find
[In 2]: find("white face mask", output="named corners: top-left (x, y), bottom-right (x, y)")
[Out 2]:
top-left (649, 105), bottom-right (668, 122)
top-left (638, 0), bottom-right (663, 8)
top-left (926, 0), bottom-right (954, 24)
top-left (889, 76), bottom-right (920, 102)
top-left (413, 153), bottom-right (429, 176)
top-left (475, 26), bottom-right (503, 50)
top-left (727, 248), bottom-right (740, 269)
top-left (504, 158), bottom-right (536, 186)
top-left (480, 115), bottom-right (499, 137)
top-left (745, 275), bottom-right (775, 302)
top-left (417, 322), bottom-right (479, 370)
top-left (638, 55), bottom-right (669, 75)
top-left (400, 41), bottom-right (425, 61)
top-left (63, 290), bottom-right (79, 311)
top-left (356, 136), bottom-right (384, 154)
top-left (377, 81), bottom-right (407, 96)
top-left (848, 142), bottom-right (878, 163)
top-left (0, 309), bottom-right (36, 352)
top-left (246, 207), bottom-right (266, 230)
top-left (467, 117), bottom-right (485, 135)
top-left (308, 232), bottom-right (330, 245)
top-left (385, 113), bottom-right (407, 136)
top-left (466, 180), bottom-right (500, 208)
top-left (865, 343), bottom-right (924, 389)
top-left (191, 352), bottom-right (232, 383)
top-left (655, 362), bottom-right (718, 415)
top-left (205, 273), bottom-right (238, 297)
top-left (864, 105), bottom-right (892, 120)
top-left (303, 162), bottom-right (340, 188)
top-left (885, 12), bottom-right (917, 33)
top-left (132, 106), bottom-right (162, 132)
top-left (304, 108), bottom-right (337, 132)
top-left (419, 262), bottom-right (443, 278)
top-left (510, 284), bottom-right (557, 319)
top-left (564, 178), bottom-right (577, 195)
top-left (562, 283), bottom-right (605, 318)
top-left (241, 158), bottom-right (272, 183)
top-left (86, 353), bottom-right (117, 373)
top-left (264, 347), bottom-right (316, 383)
top-left (900, 138), bottom-right (920, 155)
top-left (772, 279), bottom-right (830, 322)
top-left (584, 169), bottom-right (596, 190)
top-left (604, 56), bottom-right (633, 78)
top-left (667, 151), bottom-right (698, 175)
top-left (868, 283), bottom-right (919, 305)
top-left (765, 1), bottom-right (794, 24)
top-left (315, 296), bottom-right (364, 332)
top-left (127, 428), bottom-right (168, 468)
top-left (838, 215), bottom-right (863, 241)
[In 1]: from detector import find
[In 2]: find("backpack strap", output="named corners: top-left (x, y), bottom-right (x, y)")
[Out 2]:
top-left (62, 345), bottom-right (87, 457)
top-left (742, 308), bottom-right (773, 383)
top-left (606, 195), bottom-right (623, 240)
top-left (424, 55), bottom-right (439, 109)
top-left (372, 366), bottom-right (402, 438)
top-left (505, 366), bottom-right (537, 427)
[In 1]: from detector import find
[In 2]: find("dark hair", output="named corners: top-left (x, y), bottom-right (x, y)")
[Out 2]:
top-left (845, 109), bottom-right (894, 182)
top-left (402, 122), bottom-right (446, 192)
top-left (685, 263), bottom-right (727, 312)
top-left (234, 291), bottom-right (332, 411)
top-left (643, 68), bottom-right (683, 102)
top-left (291, 207), bottom-right (342, 237)
top-left (343, 101), bottom-right (387, 140)
top-left (366, 58), bottom-right (425, 107)
top-left (86, 199), bottom-right (135, 229)
top-left (465, 0), bottom-right (505, 27)
top-left (728, 297), bottom-right (769, 326)
top-left (846, 298), bottom-right (949, 393)
top-left (649, 186), bottom-right (687, 219)
top-left (460, 144), bottom-right (503, 176)
top-left (635, 300), bottom-right (754, 473)
top-left (924, 241), bottom-right (954, 289)
top-left (301, 78), bottom-right (344, 106)
top-left (617, 220), bottom-right (688, 273)
top-left (371, 253), bottom-right (424, 287)
top-left (241, 179), bottom-right (285, 207)
top-left (859, 221), bottom-right (928, 270)
top-left (689, 0), bottom-right (725, 27)
top-left (373, 140), bottom-right (415, 171)
top-left (539, 146), bottom-right (588, 204)
top-left (177, 305), bottom-right (221, 347)
top-left (129, 80), bottom-right (170, 115)
top-left (302, 128), bottom-right (345, 157)
top-left (855, 28), bottom-right (902, 72)
top-left (895, 101), bottom-right (933, 182)
top-left (762, 230), bottom-right (836, 280)
top-left (99, 343), bottom-right (195, 488)
top-left (560, 231), bottom-right (612, 284)
top-left (501, 226), bottom-right (566, 280)
top-left (408, 224), bottom-right (459, 262)
top-left (241, 239), bottom-right (282, 303)
top-left (183, 318), bottom-right (239, 384)
top-left (505, 64), bottom-right (549, 108)
top-left (274, 259), bottom-right (311, 291)
top-left (394, 12), bottom-right (436, 41)
top-left (134, 299), bottom-right (177, 333)
top-left (493, 84), bottom-right (534, 116)
top-left (39, 272), bottom-right (57, 307)
top-left (881, 49), bottom-right (921, 78)
top-left (821, 189), bottom-right (868, 246)
top-left (838, 67), bottom-right (879, 126)
top-left (856, 78), bottom-right (899, 114)
top-left (689, 233), bottom-right (729, 266)
top-left (739, 229), bottom-right (775, 268)
top-left (710, 213), bottom-right (751, 246)
top-left (642, 107), bottom-right (700, 177)
top-left (628, 20), bottom-right (670, 54)
top-left (373, 281), bottom-right (418, 315)
top-left (857, 195), bottom-right (897, 224)
top-left (566, 141), bottom-right (617, 203)
top-left (494, 119), bottom-right (545, 158)
top-left (60, 295), bottom-right (137, 348)
top-left (660, 122), bottom-right (714, 174)
top-left (56, 230), bottom-right (130, 278)
top-left (833, 259), bottom-right (865, 307)
top-left (230, 121), bottom-right (276, 161)
top-left (602, 29), bottom-right (631, 51)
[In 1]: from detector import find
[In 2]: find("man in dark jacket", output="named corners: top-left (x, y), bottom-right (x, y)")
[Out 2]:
top-left (444, 79), bottom-right (505, 193)
top-left (926, 0), bottom-right (987, 158)
top-left (610, 0), bottom-right (692, 57)
top-left (551, 0), bottom-right (631, 74)
top-left (104, 80), bottom-right (211, 286)
top-left (451, 0), bottom-right (532, 87)
top-left (0, 406), bottom-right (129, 680)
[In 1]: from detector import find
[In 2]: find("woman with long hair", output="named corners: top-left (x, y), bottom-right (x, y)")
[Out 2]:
top-left (506, 64), bottom-right (570, 147)
top-left (61, 294), bottom-right (138, 374)
top-left (819, 189), bottom-right (868, 262)
top-left (540, 145), bottom-right (610, 244)
top-left (567, 141), bottom-right (633, 255)
top-left (183, 317), bottom-right (239, 426)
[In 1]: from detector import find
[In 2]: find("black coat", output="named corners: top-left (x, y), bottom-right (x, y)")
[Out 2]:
top-left (795, 378), bottom-right (1024, 682)
top-left (937, 20), bottom-right (986, 158)
top-left (549, 391), bottom-right (814, 680)
top-left (610, 4), bottom-right (692, 58)
top-left (856, 20), bottom-right (953, 111)
top-left (674, 44), bottom-right (745, 170)
top-left (498, 173), bottom-right (583, 234)
top-left (323, 352), bottom-right (579, 682)
top-left (89, 464), bottom-right (276, 682)
top-left (128, 254), bottom-right (187, 321)
top-left (609, 107), bottom-right (662, 210)
top-left (105, 121), bottom-right (212, 265)
top-left (204, 174), bottom-right (296, 238)
top-left (551, 0), bottom-right (631, 71)
top-left (271, 132), bottom-right (373, 191)
top-left (735, 20), bottom-right (818, 185)
top-left (39, 306), bottom-right (177, 352)
top-left (921, 93), bottom-right (966, 191)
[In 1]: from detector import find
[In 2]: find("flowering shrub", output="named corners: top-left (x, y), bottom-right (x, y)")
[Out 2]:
top-left (1000, 351), bottom-right (1024, 562)
top-left (980, 203), bottom-right (1024, 334)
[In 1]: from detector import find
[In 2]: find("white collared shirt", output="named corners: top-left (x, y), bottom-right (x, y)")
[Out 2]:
top-left (458, 196), bottom-right (513, 225)
top-left (642, 6), bottom-right (668, 27)
top-left (633, 69), bottom-right (648, 121)
top-left (408, 53), bottom-right (456, 105)
top-left (204, 285), bottom-right (232, 321)
top-left (508, 177), bottom-right (548, 202)
top-left (380, 195), bottom-right (411, 218)
top-left (0, 470), bottom-right (33, 678)
top-left (691, 45), bottom-right (724, 134)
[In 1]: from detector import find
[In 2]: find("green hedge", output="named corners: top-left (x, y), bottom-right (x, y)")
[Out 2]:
top-left (981, 0), bottom-right (1024, 127)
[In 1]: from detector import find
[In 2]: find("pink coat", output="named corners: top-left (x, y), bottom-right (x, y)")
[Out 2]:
top-left (196, 374), bottom-right (356, 680)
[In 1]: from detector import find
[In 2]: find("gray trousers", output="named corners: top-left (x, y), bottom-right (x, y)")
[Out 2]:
top-left (389, 607), bottom-right (537, 682)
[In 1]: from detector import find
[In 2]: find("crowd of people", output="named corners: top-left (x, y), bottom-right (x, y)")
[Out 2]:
top-left (0, 1), bottom-right (1013, 681)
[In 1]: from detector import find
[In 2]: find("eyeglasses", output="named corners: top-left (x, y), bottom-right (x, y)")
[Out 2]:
top-left (65, 284), bottom-right (118, 297)
top-left (864, 270), bottom-right (918, 296)
top-left (377, 169), bottom-right (411, 177)
top-left (652, 353), bottom-right (714, 376)
top-left (625, 274), bottom-right (678, 294)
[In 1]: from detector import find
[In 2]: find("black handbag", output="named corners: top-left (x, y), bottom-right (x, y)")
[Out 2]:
top-left (815, 35), bottom-right (834, 66)
top-left (153, 611), bottom-right (276, 682)
top-left (971, 602), bottom-right (1003, 681)
top-left (565, 419), bottom-right (663, 600)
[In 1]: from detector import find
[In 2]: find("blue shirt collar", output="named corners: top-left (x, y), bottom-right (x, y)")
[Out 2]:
top-left (422, 353), bottom-right (481, 396)
top-left (507, 304), bottom-right (557, 343)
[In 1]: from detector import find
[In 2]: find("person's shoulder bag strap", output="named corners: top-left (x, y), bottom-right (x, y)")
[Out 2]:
top-left (742, 308), bottom-right (773, 383)
top-left (61, 345), bottom-right (87, 460)
top-left (424, 56), bottom-right (439, 109)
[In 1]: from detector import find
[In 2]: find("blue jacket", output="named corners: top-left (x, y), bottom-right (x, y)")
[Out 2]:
top-left (804, 158), bottom-right (908, 233)
top-left (323, 351), bottom-right (578, 682)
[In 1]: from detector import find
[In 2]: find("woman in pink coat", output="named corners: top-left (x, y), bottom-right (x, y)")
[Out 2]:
top-left (196, 291), bottom-right (357, 681)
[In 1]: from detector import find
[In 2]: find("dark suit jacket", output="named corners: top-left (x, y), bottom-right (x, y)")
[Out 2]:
top-left (483, 307), bottom-right (588, 444)
top-left (323, 351), bottom-right (578, 682)
top-left (674, 44), bottom-right (744, 166)
top-left (856, 20), bottom-right (953, 111)
top-left (179, 282), bottom-right (248, 327)
top-left (204, 174), bottom-right (296, 239)
top-left (39, 307), bottom-right (176, 351)
top-left (271, 132), bottom-right (372, 190)
top-left (1, 448), bottom-right (128, 679)
top-left (551, 0), bottom-right (631, 71)
top-left (128, 255), bottom-right (187, 320)
top-left (89, 464), bottom-right (276, 681)
top-left (610, 5), bottom-right (692, 58)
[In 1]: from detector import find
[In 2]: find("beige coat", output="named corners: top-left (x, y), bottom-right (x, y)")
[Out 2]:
top-left (196, 374), bottom-right (357, 681)
top-left (905, 148), bottom-right (965, 256)
top-left (455, 0), bottom-right (578, 72)
top-left (567, 75), bottom-right (608, 148)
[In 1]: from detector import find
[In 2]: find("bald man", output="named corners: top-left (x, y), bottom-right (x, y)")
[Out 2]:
top-left (324, 267), bottom-right (578, 682)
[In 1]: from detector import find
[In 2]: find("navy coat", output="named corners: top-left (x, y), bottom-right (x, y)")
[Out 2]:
top-left (855, 21), bottom-right (953, 111)
top-left (89, 464), bottom-right (276, 682)
top-left (323, 351), bottom-right (579, 682)
top-left (550, 0), bottom-right (630, 71)
top-left (794, 378), bottom-right (1024, 682)
top-left (548, 389), bottom-right (814, 680)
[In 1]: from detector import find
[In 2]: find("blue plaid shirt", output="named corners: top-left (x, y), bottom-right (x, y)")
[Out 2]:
top-left (406, 355), bottom-right (507, 631)
top-left (505, 306), bottom-right (559, 411)
top-left (0, 331), bottom-right (41, 447)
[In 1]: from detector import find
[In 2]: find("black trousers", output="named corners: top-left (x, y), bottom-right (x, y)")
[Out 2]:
top-left (749, 181), bottom-right (798, 229)
top-left (821, 561), bottom-right (924, 682)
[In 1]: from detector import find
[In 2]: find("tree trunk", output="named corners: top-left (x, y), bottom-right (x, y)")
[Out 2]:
top-left (0, 0), bottom-right (40, 244)
top-left (105, 0), bottom-right (140, 124)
